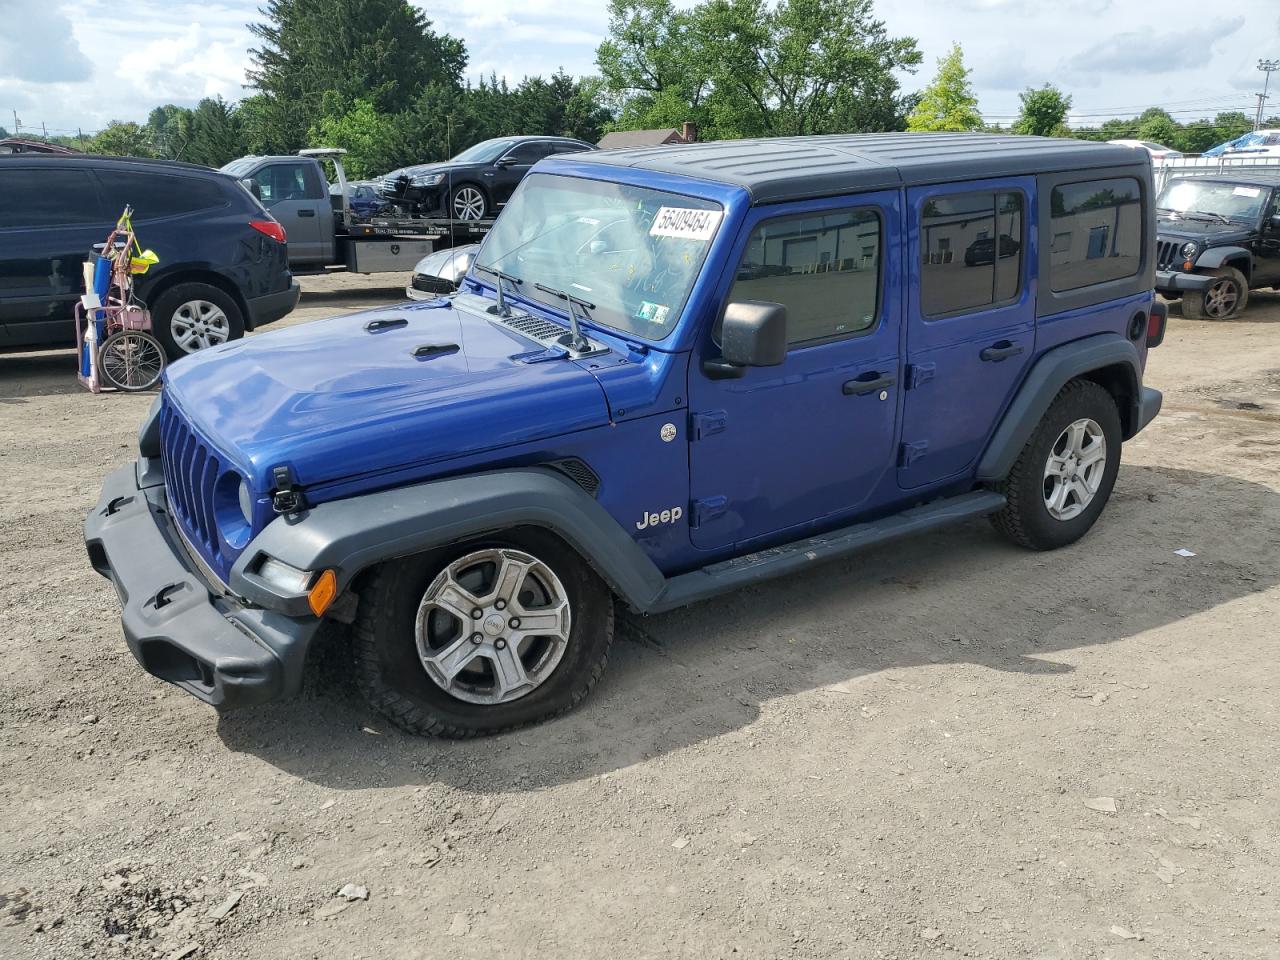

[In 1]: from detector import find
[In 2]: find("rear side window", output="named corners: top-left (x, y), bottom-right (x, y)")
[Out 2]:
top-left (1048, 178), bottom-right (1143, 292)
top-left (729, 208), bottom-right (882, 346)
top-left (95, 170), bottom-right (227, 219)
top-left (920, 190), bottom-right (1024, 318)
top-left (0, 168), bottom-right (103, 227)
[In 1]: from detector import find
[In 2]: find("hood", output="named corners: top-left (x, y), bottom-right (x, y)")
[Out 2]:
top-left (1156, 216), bottom-right (1255, 244)
top-left (163, 296), bottom-right (611, 491)
top-left (383, 162), bottom-right (452, 181)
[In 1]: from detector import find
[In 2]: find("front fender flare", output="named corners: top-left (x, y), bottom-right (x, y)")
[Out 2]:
top-left (228, 468), bottom-right (666, 613)
top-left (1194, 246), bottom-right (1252, 274)
top-left (975, 334), bottom-right (1142, 483)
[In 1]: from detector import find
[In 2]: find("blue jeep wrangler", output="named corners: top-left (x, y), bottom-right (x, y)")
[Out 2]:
top-left (85, 134), bottom-right (1165, 737)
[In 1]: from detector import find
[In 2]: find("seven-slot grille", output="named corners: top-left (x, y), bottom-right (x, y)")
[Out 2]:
top-left (1155, 239), bottom-right (1184, 271)
top-left (159, 399), bottom-right (229, 573)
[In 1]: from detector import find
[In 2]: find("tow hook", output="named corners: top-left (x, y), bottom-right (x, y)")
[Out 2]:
top-left (271, 465), bottom-right (306, 516)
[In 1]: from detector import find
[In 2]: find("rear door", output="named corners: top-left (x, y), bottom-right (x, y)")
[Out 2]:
top-left (687, 193), bottom-right (902, 551)
top-left (243, 160), bottom-right (326, 265)
top-left (899, 178), bottom-right (1035, 489)
top-left (0, 164), bottom-right (108, 346)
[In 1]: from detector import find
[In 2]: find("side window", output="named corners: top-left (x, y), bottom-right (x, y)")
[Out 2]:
top-left (505, 142), bottom-right (549, 164)
top-left (554, 142), bottom-right (590, 155)
top-left (1048, 178), bottom-right (1142, 292)
top-left (95, 171), bottom-right (226, 219)
top-left (0, 168), bottom-right (103, 227)
top-left (920, 190), bottom-right (1024, 318)
top-left (247, 163), bottom-right (309, 205)
top-left (729, 208), bottom-right (882, 347)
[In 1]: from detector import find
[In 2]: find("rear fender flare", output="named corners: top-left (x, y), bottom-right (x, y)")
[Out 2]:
top-left (976, 334), bottom-right (1141, 483)
top-left (227, 468), bottom-right (666, 613)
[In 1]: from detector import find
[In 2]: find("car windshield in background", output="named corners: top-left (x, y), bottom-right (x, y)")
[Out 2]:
top-left (451, 139), bottom-right (515, 164)
top-left (476, 174), bottom-right (723, 340)
top-left (1158, 180), bottom-right (1267, 223)
top-left (219, 158), bottom-right (257, 178)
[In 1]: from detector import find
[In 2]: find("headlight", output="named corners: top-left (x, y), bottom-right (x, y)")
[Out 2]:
top-left (412, 173), bottom-right (445, 187)
top-left (238, 479), bottom-right (253, 525)
top-left (256, 557), bottom-right (314, 594)
top-left (1181, 242), bottom-right (1199, 260)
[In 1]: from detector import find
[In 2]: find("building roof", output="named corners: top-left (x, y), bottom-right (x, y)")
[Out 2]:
top-left (569, 133), bottom-right (1146, 204)
top-left (597, 129), bottom-right (686, 150)
top-left (0, 137), bottom-right (79, 155)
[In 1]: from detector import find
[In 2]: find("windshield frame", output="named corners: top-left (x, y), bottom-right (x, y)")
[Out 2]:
top-left (470, 172), bottom-right (726, 343)
top-left (1156, 178), bottom-right (1270, 226)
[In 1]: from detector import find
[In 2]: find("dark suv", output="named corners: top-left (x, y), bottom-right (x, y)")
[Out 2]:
top-left (0, 155), bottom-right (299, 357)
top-left (1153, 173), bottom-right (1280, 319)
top-left (379, 136), bottom-right (595, 220)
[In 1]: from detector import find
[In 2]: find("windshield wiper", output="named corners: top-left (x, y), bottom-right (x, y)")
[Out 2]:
top-left (472, 263), bottom-right (523, 316)
top-left (1185, 210), bottom-right (1231, 224)
top-left (534, 282), bottom-right (595, 354)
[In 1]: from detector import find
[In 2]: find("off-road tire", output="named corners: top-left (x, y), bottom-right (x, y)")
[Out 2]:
top-left (149, 282), bottom-right (245, 360)
top-left (1181, 266), bottom-right (1248, 321)
top-left (991, 379), bottom-right (1122, 551)
top-left (353, 529), bottom-right (614, 737)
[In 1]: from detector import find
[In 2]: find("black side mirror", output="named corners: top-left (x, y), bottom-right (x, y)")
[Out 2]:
top-left (704, 301), bottom-right (788, 378)
top-left (495, 156), bottom-right (517, 168)
top-left (1269, 214), bottom-right (1280, 232)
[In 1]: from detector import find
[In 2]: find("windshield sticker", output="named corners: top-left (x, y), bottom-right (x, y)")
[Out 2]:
top-left (576, 216), bottom-right (600, 225)
top-left (635, 301), bottom-right (670, 325)
top-left (1233, 186), bottom-right (1262, 198)
top-left (650, 207), bottom-right (722, 241)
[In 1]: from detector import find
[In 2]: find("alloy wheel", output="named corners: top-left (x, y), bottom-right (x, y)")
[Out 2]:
top-left (453, 187), bottom-right (486, 221)
top-left (1043, 417), bottom-right (1107, 521)
top-left (170, 300), bottom-right (231, 352)
top-left (415, 548), bottom-right (571, 705)
top-left (1203, 278), bottom-right (1240, 319)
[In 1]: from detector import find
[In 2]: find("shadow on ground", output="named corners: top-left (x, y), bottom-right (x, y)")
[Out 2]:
top-left (0, 351), bottom-right (83, 399)
top-left (216, 462), bottom-right (1278, 794)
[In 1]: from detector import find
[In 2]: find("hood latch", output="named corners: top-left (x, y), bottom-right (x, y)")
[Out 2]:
top-left (271, 465), bottom-right (306, 516)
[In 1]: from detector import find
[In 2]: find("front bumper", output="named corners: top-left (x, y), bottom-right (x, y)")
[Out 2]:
top-left (245, 280), bottom-right (301, 329)
top-left (1155, 270), bottom-right (1214, 294)
top-left (84, 462), bottom-right (320, 709)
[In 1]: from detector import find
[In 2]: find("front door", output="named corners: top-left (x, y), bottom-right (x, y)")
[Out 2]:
top-left (1256, 188), bottom-right (1280, 286)
top-left (245, 161), bottom-right (325, 265)
top-left (488, 142), bottom-right (552, 207)
top-left (899, 178), bottom-right (1036, 489)
top-left (688, 193), bottom-right (902, 551)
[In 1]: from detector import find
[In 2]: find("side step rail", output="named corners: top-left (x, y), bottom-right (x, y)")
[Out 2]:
top-left (647, 490), bottom-right (1006, 613)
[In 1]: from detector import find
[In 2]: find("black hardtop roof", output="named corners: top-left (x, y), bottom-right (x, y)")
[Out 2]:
top-left (1168, 170), bottom-right (1280, 187)
top-left (0, 153), bottom-right (218, 174)
top-left (565, 133), bottom-right (1147, 203)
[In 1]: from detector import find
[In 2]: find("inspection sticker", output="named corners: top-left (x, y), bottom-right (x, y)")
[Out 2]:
top-left (635, 301), bottom-right (670, 325)
top-left (650, 207), bottom-right (722, 240)
top-left (1233, 186), bottom-right (1262, 198)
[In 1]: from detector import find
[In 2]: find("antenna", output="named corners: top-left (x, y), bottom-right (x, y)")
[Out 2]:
top-left (446, 114), bottom-right (456, 255)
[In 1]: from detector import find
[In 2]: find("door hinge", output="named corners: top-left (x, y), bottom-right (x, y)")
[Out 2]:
top-left (690, 410), bottom-right (727, 440)
top-left (899, 441), bottom-right (928, 468)
top-left (690, 496), bottom-right (728, 527)
top-left (905, 363), bottom-right (936, 390)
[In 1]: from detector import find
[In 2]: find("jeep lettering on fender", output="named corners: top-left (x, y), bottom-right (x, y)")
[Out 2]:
top-left (85, 133), bottom-right (1163, 738)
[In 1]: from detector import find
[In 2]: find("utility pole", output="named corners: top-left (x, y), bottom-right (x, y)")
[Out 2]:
top-left (41, 122), bottom-right (47, 142)
top-left (1257, 59), bottom-right (1279, 130)
top-left (11, 110), bottom-right (18, 137)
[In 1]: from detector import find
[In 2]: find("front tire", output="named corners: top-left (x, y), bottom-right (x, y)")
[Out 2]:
top-left (1182, 266), bottom-right (1248, 320)
top-left (450, 184), bottom-right (488, 221)
top-left (150, 282), bottom-right (245, 359)
top-left (991, 379), bottom-right (1122, 551)
top-left (353, 530), bottom-right (614, 737)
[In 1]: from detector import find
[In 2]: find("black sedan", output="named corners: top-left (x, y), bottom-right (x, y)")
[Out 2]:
top-left (379, 136), bottom-right (595, 221)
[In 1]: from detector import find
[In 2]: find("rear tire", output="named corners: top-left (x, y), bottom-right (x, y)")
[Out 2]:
top-left (1182, 266), bottom-right (1248, 320)
top-left (150, 282), bottom-right (245, 360)
top-left (353, 529), bottom-right (613, 737)
top-left (991, 379), bottom-right (1122, 551)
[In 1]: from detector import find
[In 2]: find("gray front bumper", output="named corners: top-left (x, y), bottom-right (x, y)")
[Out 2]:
top-left (1155, 270), bottom-right (1214, 293)
top-left (84, 462), bottom-right (320, 709)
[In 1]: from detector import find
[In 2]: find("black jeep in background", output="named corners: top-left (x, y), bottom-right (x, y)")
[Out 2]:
top-left (1154, 173), bottom-right (1280, 320)
top-left (0, 155), bottom-right (299, 358)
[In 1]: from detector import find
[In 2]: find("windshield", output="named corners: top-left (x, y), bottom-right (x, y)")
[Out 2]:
top-left (452, 139), bottom-right (515, 164)
top-left (220, 157), bottom-right (257, 178)
top-left (1157, 179), bottom-right (1268, 222)
top-left (475, 174), bottom-right (723, 340)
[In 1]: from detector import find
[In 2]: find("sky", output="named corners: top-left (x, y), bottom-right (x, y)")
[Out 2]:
top-left (1, 0), bottom-right (1277, 140)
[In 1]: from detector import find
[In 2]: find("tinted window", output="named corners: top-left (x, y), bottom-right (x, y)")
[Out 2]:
top-left (245, 163), bottom-right (309, 205)
top-left (553, 142), bottom-right (591, 155)
top-left (920, 190), bottom-right (1023, 318)
top-left (729, 209), bottom-right (881, 346)
top-left (505, 142), bottom-right (553, 164)
top-left (96, 170), bottom-right (227, 219)
top-left (1049, 178), bottom-right (1142, 292)
top-left (0, 168), bottom-right (103, 227)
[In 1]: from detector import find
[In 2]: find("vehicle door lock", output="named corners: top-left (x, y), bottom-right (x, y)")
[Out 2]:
top-left (271, 465), bottom-right (306, 515)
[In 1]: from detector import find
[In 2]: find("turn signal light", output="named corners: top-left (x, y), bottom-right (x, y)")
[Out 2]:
top-left (250, 219), bottom-right (287, 243)
top-left (1183, 260), bottom-right (1194, 270)
top-left (308, 569), bottom-right (338, 617)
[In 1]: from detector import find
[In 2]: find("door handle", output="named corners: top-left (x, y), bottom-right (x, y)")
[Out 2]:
top-left (843, 372), bottom-right (897, 396)
top-left (298, 209), bottom-right (316, 218)
top-left (980, 340), bottom-right (1023, 362)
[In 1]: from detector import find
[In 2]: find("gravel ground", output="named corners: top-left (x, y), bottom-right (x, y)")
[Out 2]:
top-left (1, 275), bottom-right (1278, 960)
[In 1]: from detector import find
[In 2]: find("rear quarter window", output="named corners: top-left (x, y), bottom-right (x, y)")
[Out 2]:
top-left (1048, 178), bottom-right (1143, 293)
top-left (95, 170), bottom-right (228, 220)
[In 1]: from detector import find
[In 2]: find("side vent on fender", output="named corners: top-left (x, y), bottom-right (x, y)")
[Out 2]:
top-left (547, 458), bottom-right (601, 496)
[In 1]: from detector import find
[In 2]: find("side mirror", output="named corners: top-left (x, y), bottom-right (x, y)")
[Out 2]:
top-left (705, 301), bottom-right (788, 378)
top-left (1269, 214), bottom-right (1280, 232)
top-left (495, 156), bottom-right (517, 168)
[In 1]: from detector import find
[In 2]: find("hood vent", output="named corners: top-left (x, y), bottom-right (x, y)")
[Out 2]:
top-left (494, 312), bottom-right (607, 358)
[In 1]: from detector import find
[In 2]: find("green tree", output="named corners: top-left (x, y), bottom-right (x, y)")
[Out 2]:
top-left (89, 122), bottom-right (155, 158)
top-left (1012, 84), bottom-right (1071, 137)
top-left (146, 104), bottom-right (193, 159)
top-left (1134, 107), bottom-right (1178, 146)
top-left (0, 125), bottom-right (9, 139)
top-left (247, 0), bottom-right (466, 151)
top-left (186, 97), bottom-right (247, 167)
top-left (906, 43), bottom-right (982, 132)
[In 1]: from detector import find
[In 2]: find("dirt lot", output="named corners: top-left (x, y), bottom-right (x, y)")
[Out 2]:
top-left (2, 275), bottom-right (1278, 960)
